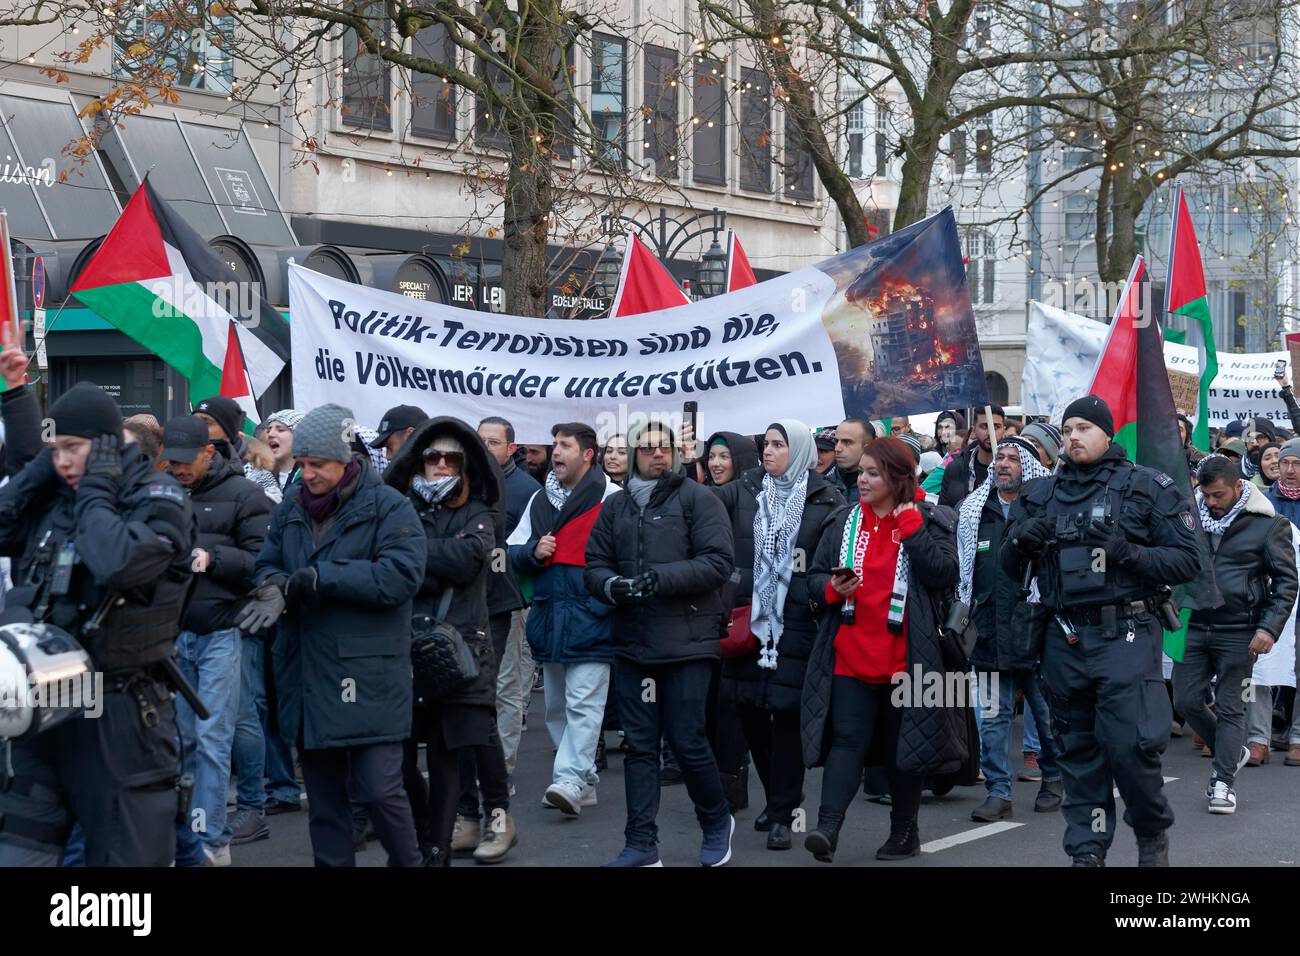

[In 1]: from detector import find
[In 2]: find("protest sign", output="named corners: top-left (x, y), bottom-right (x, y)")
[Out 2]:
top-left (289, 209), bottom-right (990, 443)
top-left (1024, 300), bottom-right (1291, 428)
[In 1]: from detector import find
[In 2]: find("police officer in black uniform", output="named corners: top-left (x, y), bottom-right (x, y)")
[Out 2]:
top-left (1002, 396), bottom-right (1200, 867)
top-left (0, 382), bottom-right (195, 866)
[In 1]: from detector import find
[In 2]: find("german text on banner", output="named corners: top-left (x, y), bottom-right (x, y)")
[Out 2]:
top-left (289, 209), bottom-right (989, 443)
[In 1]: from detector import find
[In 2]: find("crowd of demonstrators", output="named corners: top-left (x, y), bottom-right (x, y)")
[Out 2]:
top-left (801, 437), bottom-right (963, 863)
top-left (6, 327), bottom-right (1300, 869)
top-left (585, 416), bottom-right (736, 866)
top-left (714, 421), bottom-right (844, 851)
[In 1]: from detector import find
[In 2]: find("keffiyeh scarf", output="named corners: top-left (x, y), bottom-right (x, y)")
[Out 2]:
top-left (1197, 479), bottom-right (1252, 535)
top-left (751, 470), bottom-right (810, 670)
top-left (957, 441), bottom-right (1051, 606)
top-left (413, 474), bottom-right (460, 506)
top-left (545, 470), bottom-right (571, 511)
top-left (838, 502), bottom-right (910, 634)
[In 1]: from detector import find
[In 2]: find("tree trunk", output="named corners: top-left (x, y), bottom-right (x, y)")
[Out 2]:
top-left (894, 127), bottom-right (940, 229)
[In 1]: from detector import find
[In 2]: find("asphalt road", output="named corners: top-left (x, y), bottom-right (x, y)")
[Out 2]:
top-left (231, 699), bottom-right (1299, 868)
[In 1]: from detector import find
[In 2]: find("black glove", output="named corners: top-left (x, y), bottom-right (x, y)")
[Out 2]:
top-left (285, 566), bottom-right (319, 608)
top-left (604, 576), bottom-right (639, 605)
top-left (1013, 515), bottom-right (1055, 555)
top-left (236, 576), bottom-right (287, 634)
top-left (630, 570), bottom-right (659, 599)
top-left (85, 434), bottom-right (122, 480)
top-left (1099, 528), bottom-right (1136, 566)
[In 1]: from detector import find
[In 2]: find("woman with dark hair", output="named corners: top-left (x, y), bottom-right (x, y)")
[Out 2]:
top-left (385, 417), bottom-right (514, 866)
top-left (714, 420), bottom-right (844, 849)
top-left (1253, 442), bottom-right (1282, 490)
top-left (801, 436), bottom-right (963, 863)
top-left (602, 433), bottom-right (629, 487)
top-left (705, 432), bottom-right (760, 487)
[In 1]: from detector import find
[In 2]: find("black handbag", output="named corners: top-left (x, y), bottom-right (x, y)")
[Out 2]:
top-left (410, 588), bottom-right (479, 702)
top-left (937, 597), bottom-right (978, 672)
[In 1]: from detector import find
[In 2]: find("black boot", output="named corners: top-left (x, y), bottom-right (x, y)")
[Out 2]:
top-left (1034, 779), bottom-right (1063, 813)
top-left (875, 816), bottom-right (921, 861)
top-left (1071, 852), bottom-right (1105, 867)
top-left (1137, 831), bottom-right (1169, 867)
top-left (767, 823), bottom-right (792, 851)
top-left (804, 815), bottom-right (842, 863)
top-left (595, 734), bottom-right (608, 772)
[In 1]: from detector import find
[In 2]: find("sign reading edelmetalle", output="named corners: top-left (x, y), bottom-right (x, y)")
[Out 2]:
top-left (289, 209), bottom-right (989, 442)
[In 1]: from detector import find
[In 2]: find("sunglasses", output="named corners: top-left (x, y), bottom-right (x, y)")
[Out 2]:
top-left (422, 449), bottom-right (464, 467)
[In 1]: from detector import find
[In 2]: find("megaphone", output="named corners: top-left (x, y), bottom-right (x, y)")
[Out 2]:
top-left (0, 622), bottom-right (93, 741)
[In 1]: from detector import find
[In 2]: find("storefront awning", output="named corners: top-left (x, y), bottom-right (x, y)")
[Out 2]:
top-left (99, 112), bottom-right (296, 245)
top-left (0, 89), bottom-right (122, 240)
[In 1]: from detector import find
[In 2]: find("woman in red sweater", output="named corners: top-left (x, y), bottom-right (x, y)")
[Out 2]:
top-left (799, 437), bottom-right (962, 863)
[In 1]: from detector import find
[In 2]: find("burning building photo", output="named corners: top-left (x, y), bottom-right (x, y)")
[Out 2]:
top-left (814, 209), bottom-right (988, 419)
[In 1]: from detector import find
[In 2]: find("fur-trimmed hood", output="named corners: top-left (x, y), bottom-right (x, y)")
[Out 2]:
top-left (384, 415), bottom-right (502, 507)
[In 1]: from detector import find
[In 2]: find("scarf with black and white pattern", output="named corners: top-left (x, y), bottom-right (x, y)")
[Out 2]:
top-left (957, 440), bottom-right (1051, 607)
top-left (1197, 479), bottom-right (1252, 535)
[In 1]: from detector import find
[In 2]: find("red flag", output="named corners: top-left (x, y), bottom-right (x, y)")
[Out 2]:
top-left (0, 210), bottom-right (21, 349)
top-left (725, 229), bottom-right (757, 291)
top-left (220, 320), bottom-right (249, 398)
top-left (608, 231), bottom-right (691, 317)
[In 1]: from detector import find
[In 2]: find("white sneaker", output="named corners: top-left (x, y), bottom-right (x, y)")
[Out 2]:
top-left (1235, 745), bottom-right (1251, 775)
top-left (201, 843), bottom-right (232, 867)
top-left (577, 784), bottom-right (598, 807)
top-left (544, 782), bottom-right (584, 816)
top-left (1207, 780), bottom-right (1237, 814)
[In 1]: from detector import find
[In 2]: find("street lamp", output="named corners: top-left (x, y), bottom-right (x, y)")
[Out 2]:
top-left (695, 237), bottom-right (727, 298)
top-left (598, 206), bottom-right (729, 299)
top-left (594, 241), bottom-right (623, 299)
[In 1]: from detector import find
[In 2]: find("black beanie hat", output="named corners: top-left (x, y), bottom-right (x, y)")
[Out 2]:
top-left (49, 383), bottom-right (123, 440)
top-left (1062, 395), bottom-right (1115, 437)
top-left (193, 395), bottom-right (243, 443)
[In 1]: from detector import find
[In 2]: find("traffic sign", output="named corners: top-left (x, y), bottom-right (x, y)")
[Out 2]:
top-left (31, 255), bottom-right (44, 309)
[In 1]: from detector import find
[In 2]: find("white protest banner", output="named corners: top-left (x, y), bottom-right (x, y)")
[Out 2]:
top-left (1024, 300), bottom-right (1290, 429)
top-left (289, 209), bottom-right (991, 443)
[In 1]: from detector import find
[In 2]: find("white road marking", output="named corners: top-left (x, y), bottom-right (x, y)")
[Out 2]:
top-left (921, 821), bottom-right (1024, 853)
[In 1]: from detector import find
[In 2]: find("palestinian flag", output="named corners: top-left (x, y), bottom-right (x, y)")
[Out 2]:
top-left (1087, 256), bottom-right (1219, 661)
top-left (69, 178), bottom-right (288, 422)
top-left (725, 229), bottom-right (758, 291)
top-left (219, 319), bottom-right (260, 429)
top-left (1165, 181), bottom-right (1218, 452)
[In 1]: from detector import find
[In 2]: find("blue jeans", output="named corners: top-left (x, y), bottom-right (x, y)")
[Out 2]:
top-left (614, 659), bottom-right (729, 851)
top-left (175, 627), bottom-right (242, 850)
top-left (976, 669), bottom-right (1061, 799)
top-left (1023, 698), bottom-right (1042, 753)
top-left (541, 661), bottom-right (610, 789)
top-left (232, 635), bottom-right (300, 807)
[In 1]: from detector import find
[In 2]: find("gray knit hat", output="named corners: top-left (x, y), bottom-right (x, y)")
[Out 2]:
top-left (265, 408), bottom-right (305, 430)
top-left (292, 404), bottom-right (356, 463)
top-left (1022, 422), bottom-right (1062, 465)
top-left (1279, 437), bottom-right (1300, 462)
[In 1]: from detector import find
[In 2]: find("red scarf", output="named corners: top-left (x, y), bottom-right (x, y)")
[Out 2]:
top-left (1275, 480), bottom-right (1300, 501)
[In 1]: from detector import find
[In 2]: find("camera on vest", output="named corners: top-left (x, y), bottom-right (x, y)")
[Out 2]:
top-left (1055, 499), bottom-right (1113, 601)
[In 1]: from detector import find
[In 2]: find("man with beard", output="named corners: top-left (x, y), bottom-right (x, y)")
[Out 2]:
top-left (1174, 455), bottom-right (1295, 814)
top-left (508, 424), bottom-right (619, 816)
top-left (939, 405), bottom-right (1005, 509)
top-left (957, 438), bottom-right (1063, 823)
top-left (1002, 396), bottom-right (1200, 867)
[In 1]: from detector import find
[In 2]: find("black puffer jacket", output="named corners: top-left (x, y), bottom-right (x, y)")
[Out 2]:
top-left (801, 500), bottom-right (968, 775)
top-left (716, 467), bottom-right (846, 712)
top-left (584, 472), bottom-right (734, 665)
top-left (1189, 487), bottom-right (1298, 639)
top-left (386, 416), bottom-right (500, 709)
top-left (967, 492), bottom-right (1036, 671)
top-left (180, 450), bottom-right (274, 633)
